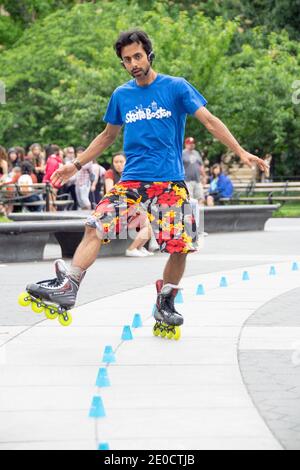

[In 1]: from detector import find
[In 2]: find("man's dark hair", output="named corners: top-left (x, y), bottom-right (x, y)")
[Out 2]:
top-left (21, 160), bottom-right (34, 175)
top-left (46, 144), bottom-right (60, 159)
top-left (114, 30), bottom-right (153, 59)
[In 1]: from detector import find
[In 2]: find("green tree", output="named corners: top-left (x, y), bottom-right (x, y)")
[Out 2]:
top-left (0, 0), bottom-right (299, 175)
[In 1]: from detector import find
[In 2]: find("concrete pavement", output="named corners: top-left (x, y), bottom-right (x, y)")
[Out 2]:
top-left (0, 218), bottom-right (300, 450)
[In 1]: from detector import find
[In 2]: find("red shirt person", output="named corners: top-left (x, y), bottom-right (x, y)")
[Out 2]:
top-left (43, 145), bottom-right (63, 189)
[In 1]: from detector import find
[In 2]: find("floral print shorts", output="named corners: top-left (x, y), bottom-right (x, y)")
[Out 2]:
top-left (86, 180), bottom-right (199, 254)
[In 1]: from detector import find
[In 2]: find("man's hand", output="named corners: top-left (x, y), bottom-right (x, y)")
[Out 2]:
top-left (194, 108), bottom-right (270, 176)
top-left (239, 151), bottom-right (270, 175)
top-left (51, 163), bottom-right (77, 186)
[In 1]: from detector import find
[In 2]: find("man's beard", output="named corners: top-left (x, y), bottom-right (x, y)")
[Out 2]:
top-left (131, 65), bottom-right (151, 78)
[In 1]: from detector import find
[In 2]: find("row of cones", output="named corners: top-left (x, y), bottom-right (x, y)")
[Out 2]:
top-left (90, 260), bottom-right (300, 449)
top-left (89, 312), bottom-right (145, 449)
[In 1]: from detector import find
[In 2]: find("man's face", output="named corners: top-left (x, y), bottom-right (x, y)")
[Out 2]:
top-left (121, 42), bottom-right (151, 78)
top-left (66, 148), bottom-right (75, 159)
top-left (185, 142), bottom-right (195, 151)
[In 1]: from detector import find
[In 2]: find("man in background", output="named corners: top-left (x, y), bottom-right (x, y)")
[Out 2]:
top-left (183, 136), bottom-right (206, 206)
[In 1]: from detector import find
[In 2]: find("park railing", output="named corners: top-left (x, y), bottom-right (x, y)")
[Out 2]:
top-left (0, 182), bottom-right (73, 212)
top-left (203, 180), bottom-right (300, 205)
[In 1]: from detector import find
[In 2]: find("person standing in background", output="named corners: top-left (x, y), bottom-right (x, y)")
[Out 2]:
top-left (0, 146), bottom-right (9, 215)
top-left (7, 148), bottom-right (22, 171)
top-left (90, 158), bottom-right (106, 208)
top-left (104, 152), bottom-right (126, 192)
top-left (15, 147), bottom-right (26, 163)
top-left (183, 136), bottom-right (206, 206)
top-left (63, 146), bottom-right (78, 210)
top-left (29, 143), bottom-right (45, 183)
top-left (75, 147), bottom-right (94, 210)
top-left (43, 144), bottom-right (63, 212)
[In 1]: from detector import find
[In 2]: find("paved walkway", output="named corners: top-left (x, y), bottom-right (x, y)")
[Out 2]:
top-left (0, 218), bottom-right (300, 450)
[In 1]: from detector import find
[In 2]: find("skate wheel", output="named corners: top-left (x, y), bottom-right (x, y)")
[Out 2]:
top-left (31, 299), bottom-right (44, 314)
top-left (160, 328), bottom-right (167, 338)
top-left (58, 312), bottom-right (72, 327)
top-left (153, 326), bottom-right (160, 337)
top-left (45, 305), bottom-right (58, 320)
top-left (174, 326), bottom-right (181, 341)
top-left (18, 292), bottom-right (31, 307)
top-left (167, 330), bottom-right (174, 339)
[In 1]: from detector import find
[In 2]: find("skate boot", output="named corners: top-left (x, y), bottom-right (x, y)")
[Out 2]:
top-left (153, 279), bottom-right (183, 340)
top-left (18, 260), bottom-right (84, 327)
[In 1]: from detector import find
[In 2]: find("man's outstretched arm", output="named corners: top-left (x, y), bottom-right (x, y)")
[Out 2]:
top-left (194, 107), bottom-right (269, 174)
top-left (51, 123), bottom-right (122, 186)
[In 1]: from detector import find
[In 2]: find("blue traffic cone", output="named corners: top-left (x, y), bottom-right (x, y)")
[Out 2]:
top-left (292, 262), bottom-right (299, 271)
top-left (89, 396), bottom-right (106, 418)
top-left (242, 271), bottom-right (250, 281)
top-left (98, 442), bottom-right (110, 450)
top-left (121, 325), bottom-right (133, 341)
top-left (96, 368), bottom-right (110, 388)
top-left (102, 345), bottom-right (116, 364)
top-left (196, 284), bottom-right (205, 295)
top-left (220, 276), bottom-right (228, 287)
top-left (175, 290), bottom-right (183, 304)
top-left (269, 266), bottom-right (276, 276)
top-left (132, 313), bottom-right (143, 328)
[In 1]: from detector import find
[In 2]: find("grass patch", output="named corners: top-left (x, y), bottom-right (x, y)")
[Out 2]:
top-left (273, 203), bottom-right (300, 218)
top-left (0, 215), bottom-right (10, 223)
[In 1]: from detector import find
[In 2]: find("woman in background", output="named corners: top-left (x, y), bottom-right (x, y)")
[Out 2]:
top-left (206, 163), bottom-right (234, 206)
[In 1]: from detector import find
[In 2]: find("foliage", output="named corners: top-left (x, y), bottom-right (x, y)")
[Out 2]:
top-left (0, 0), bottom-right (299, 174)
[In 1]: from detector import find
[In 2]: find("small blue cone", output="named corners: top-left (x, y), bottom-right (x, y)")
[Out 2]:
top-left (292, 262), bottom-right (299, 272)
top-left (89, 396), bottom-right (106, 418)
top-left (242, 271), bottom-right (250, 281)
top-left (121, 325), bottom-right (133, 341)
top-left (269, 266), bottom-right (276, 276)
top-left (96, 368), bottom-right (110, 388)
top-left (132, 313), bottom-right (143, 328)
top-left (220, 276), bottom-right (228, 287)
top-left (102, 345), bottom-right (116, 364)
top-left (196, 284), bottom-right (205, 295)
top-left (175, 290), bottom-right (183, 304)
top-left (98, 442), bottom-right (110, 450)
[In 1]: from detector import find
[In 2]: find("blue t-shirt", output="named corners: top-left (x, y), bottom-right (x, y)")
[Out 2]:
top-left (103, 74), bottom-right (207, 182)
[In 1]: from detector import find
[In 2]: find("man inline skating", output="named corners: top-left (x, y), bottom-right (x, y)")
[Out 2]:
top-left (26, 30), bottom-right (269, 331)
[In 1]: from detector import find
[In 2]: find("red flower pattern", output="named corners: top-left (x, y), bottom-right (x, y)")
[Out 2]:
top-left (166, 239), bottom-right (187, 253)
top-left (157, 191), bottom-right (180, 207)
top-left (146, 182), bottom-right (169, 199)
top-left (93, 181), bottom-right (197, 253)
top-left (118, 181), bottom-right (141, 190)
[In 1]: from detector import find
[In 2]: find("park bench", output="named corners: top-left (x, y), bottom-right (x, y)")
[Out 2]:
top-left (0, 204), bottom-right (280, 262)
top-left (0, 182), bottom-right (73, 212)
top-left (204, 181), bottom-right (300, 205)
